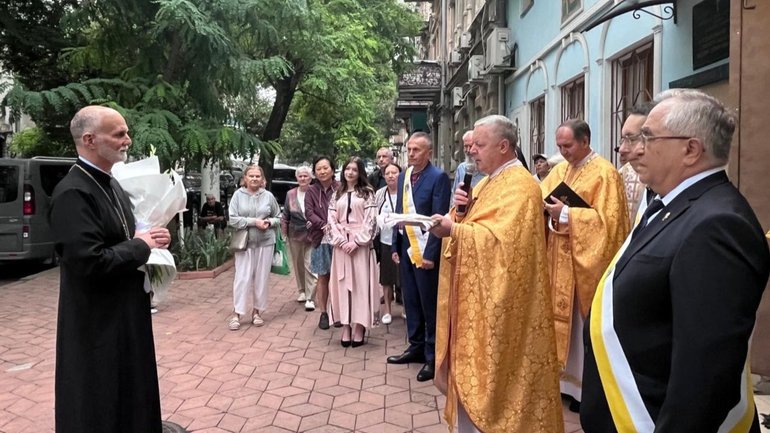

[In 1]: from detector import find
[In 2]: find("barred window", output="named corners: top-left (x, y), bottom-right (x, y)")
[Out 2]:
top-left (529, 95), bottom-right (546, 159)
top-left (561, 75), bottom-right (585, 121)
top-left (610, 42), bottom-right (653, 166)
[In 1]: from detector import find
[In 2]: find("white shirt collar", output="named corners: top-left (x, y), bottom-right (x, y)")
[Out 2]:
top-left (658, 166), bottom-right (726, 206)
top-left (78, 156), bottom-right (112, 176)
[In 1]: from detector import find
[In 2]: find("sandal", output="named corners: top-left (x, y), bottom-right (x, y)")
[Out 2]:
top-left (228, 315), bottom-right (240, 331)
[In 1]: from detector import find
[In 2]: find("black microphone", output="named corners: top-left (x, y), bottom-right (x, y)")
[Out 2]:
top-left (456, 162), bottom-right (476, 216)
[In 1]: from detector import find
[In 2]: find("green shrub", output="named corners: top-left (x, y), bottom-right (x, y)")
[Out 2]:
top-left (171, 229), bottom-right (232, 271)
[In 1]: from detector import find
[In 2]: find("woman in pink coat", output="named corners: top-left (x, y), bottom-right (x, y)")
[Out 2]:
top-left (327, 157), bottom-right (380, 347)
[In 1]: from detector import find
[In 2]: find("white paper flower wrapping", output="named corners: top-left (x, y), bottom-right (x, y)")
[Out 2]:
top-left (113, 157), bottom-right (187, 302)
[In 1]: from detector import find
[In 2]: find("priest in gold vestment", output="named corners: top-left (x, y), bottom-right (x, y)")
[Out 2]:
top-left (431, 115), bottom-right (562, 433)
top-left (541, 119), bottom-right (629, 409)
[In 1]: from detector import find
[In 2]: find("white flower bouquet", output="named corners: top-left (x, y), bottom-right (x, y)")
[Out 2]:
top-left (112, 156), bottom-right (187, 302)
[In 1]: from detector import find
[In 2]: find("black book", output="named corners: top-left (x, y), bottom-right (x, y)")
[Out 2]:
top-left (545, 181), bottom-right (590, 208)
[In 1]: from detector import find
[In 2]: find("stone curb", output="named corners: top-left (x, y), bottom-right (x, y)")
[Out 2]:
top-left (175, 258), bottom-right (234, 280)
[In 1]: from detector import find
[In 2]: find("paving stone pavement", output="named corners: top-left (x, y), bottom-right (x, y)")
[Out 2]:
top-left (0, 266), bottom-right (582, 433)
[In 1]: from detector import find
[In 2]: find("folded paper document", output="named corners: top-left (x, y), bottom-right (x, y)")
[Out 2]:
top-left (383, 213), bottom-right (439, 231)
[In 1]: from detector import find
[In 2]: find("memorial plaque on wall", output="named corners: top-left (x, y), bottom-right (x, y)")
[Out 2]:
top-left (692, 0), bottom-right (729, 70)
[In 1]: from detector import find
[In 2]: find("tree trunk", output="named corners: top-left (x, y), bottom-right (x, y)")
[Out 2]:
top-left (257, 71), bottom-right (302, 189)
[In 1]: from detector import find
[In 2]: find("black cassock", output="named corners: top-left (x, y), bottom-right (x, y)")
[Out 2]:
top-left (49, 160), bottom-right (161, 433)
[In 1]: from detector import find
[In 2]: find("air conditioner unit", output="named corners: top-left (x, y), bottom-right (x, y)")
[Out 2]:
top-left (452, 87), bottom-right (464, 107)
top-left (468, 55), bottom-right (485, 83)
top-left (459, 32), bottom-right (472, 50)
top-left (485, 27), bottom-right (512, 73)
top-left (450, 49), bottom-right (462, 65)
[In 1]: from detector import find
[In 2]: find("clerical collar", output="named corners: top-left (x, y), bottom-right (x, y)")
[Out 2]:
top-left (489, 158), bottom-right (521, 179)
top-left (78, 156), bottom-right (112, 177)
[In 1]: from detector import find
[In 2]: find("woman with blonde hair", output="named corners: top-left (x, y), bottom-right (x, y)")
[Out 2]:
top-left (328, 157), bottom-right (379, 347)
top-left (227, 165), bottom-right (281, 330)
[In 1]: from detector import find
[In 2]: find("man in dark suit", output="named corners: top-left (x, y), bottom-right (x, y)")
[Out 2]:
top-left (582, 89), bottom-right (770, 432)
top-left (388, 131), bottom-right (451, 382)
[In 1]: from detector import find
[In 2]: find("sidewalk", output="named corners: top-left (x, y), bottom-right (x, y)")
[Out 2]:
top-left (1, 264), bottom-right (585, 432)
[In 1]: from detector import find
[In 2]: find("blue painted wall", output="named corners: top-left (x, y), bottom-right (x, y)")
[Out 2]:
top-left (504, 0), bottom-right (729, 160)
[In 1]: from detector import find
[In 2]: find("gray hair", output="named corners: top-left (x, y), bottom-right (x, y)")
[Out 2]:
top-left (295, 164), bottom-right (313, 177)
top-left (462, 130), bottom-right (474, 142)
top-left (377, 147), bottom-right (394, 159)
top-left (654, 89), bottom-right (735, 164)
top-left (474, 115), bottom-right (519, 148)
top-left (408, 131), bottom-right (433, 149)
top-left (70, 106), bottom-right (119, 144)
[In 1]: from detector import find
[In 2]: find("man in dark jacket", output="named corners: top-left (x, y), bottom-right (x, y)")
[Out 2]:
top-left (50, 106), bottom-right (170, 433)
top-left (367, 147), bottom-right (393, 190)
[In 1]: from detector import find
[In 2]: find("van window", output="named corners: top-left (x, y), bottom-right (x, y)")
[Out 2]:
top-left (39, 164), bottom-right (72, 196)
top-left (0, 166), bottom-right (19, 203)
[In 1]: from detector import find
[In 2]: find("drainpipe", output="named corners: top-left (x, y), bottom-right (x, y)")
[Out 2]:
top-left (498, 76), bottom-right (504, 115)
top-left (439, 0), bottom-right (448, 168)
top-left (440, 0), bottom-right (446, 110)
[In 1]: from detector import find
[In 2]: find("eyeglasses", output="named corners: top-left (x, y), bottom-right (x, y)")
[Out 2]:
top-left (639, 131), bottom-right (691, 146)
top-left (614, 133), bottom-right (643, 152)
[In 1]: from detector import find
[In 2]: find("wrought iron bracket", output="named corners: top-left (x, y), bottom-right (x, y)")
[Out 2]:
top-left (632, 3), bottom-right (677, 23)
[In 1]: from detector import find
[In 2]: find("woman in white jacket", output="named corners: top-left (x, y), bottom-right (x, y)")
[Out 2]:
top-left (227, 165), bottom-right (281, 330)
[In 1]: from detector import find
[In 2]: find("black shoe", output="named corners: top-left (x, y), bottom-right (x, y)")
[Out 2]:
top-left (341, 339), bottom-right (351, 348)
top-left (333, 321), bottom-right (342, 328)
top-left (416, 362), bottom-right (435, 382)
top-left (386, 350), bottom-right (426, 365)
top-left (318, 312), bottom-right (330, 330)
top-left (351, 339), bottom-right (365, 348)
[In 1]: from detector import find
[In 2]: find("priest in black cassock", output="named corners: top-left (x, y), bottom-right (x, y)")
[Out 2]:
top-left (49, 106), bottom-right (171, 433)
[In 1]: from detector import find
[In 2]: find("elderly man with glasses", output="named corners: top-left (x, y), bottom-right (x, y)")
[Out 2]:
top-left (582, 89), bottom-right (770, 433)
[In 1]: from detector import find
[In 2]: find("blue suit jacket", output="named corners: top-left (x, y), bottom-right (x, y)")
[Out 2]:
top-left (391, 162), bottom-right (451, 263)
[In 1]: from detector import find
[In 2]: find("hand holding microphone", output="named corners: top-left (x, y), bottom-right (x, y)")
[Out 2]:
top-left (456, 162), bottom-right (477, 217)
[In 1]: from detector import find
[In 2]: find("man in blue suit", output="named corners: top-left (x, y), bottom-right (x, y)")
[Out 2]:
top-left (388, 131), bottom-right (451, 382)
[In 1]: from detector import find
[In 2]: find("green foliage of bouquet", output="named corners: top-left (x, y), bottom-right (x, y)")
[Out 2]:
top-left (172, 230), bottom-right (232, 272)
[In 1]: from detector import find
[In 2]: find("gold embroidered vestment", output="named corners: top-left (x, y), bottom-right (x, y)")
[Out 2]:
top-left (540, 157), bottom-right (630, 366)
top-left (435, 166), bottom-right (563, 433)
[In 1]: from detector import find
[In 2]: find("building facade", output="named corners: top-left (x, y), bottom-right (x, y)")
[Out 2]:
top-left (398, 0), bottom-right (730, 175)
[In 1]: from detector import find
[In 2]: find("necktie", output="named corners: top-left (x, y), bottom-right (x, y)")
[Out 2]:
top-left (631, 198), bottom-right (664, 240)
top-left (645, 187), bottom-right (655, 205)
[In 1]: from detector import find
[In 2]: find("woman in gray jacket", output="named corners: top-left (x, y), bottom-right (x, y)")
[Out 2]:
top-left (228, 165), bottom-right (281, 330)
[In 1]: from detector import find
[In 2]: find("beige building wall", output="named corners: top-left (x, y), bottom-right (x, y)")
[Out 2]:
top-left (731, 0), bottom-right (770, 376)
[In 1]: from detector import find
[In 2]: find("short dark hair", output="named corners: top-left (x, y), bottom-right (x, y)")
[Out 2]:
top-left (559, 119), bottom-right (591, 143)
top-left (628, 103), bottom-right (652, 117)
top-left (312, 155), bottom-right (336, 173)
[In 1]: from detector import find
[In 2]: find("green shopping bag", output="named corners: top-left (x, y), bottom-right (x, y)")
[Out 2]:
top-left (271, 232), bottom-right (290, 275)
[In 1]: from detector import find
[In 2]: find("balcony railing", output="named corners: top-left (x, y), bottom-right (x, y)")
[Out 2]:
top-left (397, 61), bottom-right (441, 104)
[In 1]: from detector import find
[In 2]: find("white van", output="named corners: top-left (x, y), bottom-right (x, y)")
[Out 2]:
top-left (0, 157), bottom-right (75, 263)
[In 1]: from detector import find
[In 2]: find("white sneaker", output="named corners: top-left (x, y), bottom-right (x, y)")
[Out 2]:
top-left (228, 315), bottom-right (240, 331)
top-left (381, 313), bottom-right (392, 325)
top-left (305, 300), bottom-right (316, 311)
top-left (297, 293), bottom-right (307, 302)
top-left (150, 307), bottom-right (158, 314)
top-left (252, 313), bottom-right (265, 327)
